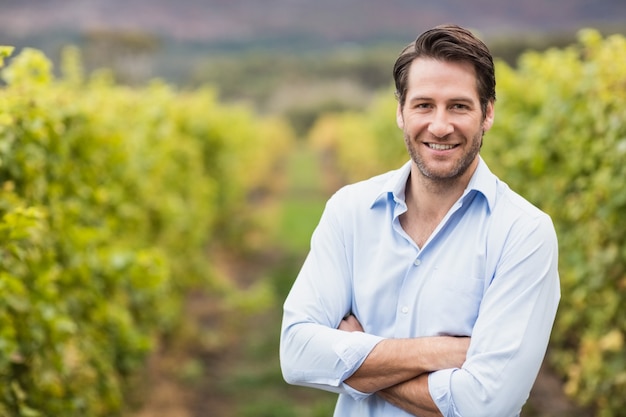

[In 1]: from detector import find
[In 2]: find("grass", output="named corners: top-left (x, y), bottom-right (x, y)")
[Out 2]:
top-left (278, 197), bottom-right (325, 253)
top-left (273, 143), bottom-right (329, 254)
top-left (218, 253), bottom-right (337, 417)
top-left (221, 143), bottom-right (338, 416)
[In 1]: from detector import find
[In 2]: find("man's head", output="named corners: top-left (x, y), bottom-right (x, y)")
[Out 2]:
top-left (393, 24), bottom-right (496, 118)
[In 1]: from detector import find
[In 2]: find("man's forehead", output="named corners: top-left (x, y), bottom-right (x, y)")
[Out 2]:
top-left (405, 59), bottom-right (480, 96)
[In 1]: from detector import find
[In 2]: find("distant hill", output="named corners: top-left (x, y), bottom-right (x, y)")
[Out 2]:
top-left (2, 0), bottom-right (625, 46)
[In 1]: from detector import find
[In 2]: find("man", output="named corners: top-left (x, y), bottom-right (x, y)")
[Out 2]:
top-left (280, 24), bottom-right (560, 417)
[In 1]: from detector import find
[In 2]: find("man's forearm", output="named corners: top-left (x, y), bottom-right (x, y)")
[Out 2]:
top-left (340, 314), bottom-right (468, 394)
top-left (378, 374), bottom-right (443, 417)
top-left (344, 336), bottom-right (468, 393)
top-left (344, 338), bottom-right (428, 392)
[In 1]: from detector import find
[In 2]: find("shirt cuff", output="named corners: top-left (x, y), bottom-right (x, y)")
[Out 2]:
top-left (333, 331), bottom-right (385, 400)
top-left (429, 368), bottom-right (456, 416)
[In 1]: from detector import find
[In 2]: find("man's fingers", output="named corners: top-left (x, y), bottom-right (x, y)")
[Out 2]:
top-left (339, 314), bottom-right (364, 332)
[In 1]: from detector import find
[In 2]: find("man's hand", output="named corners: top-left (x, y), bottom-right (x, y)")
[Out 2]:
top-left (338, 314), bottom-right (364, 332)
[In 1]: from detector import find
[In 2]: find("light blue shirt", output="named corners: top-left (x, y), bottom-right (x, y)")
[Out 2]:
top-left (280, 158), bottom-right (560, 417)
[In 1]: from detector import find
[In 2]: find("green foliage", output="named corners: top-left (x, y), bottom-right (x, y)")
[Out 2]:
top-left (486, 29), bottom-right (626, 416)
top-left (308, 91), bottom-right (405, 186)
top-left (0, 46), bottom-right (14, 68)
top-left (0, 46), bottom-right (294, 416)
top-left (306, 29), bottom-right (626, 416)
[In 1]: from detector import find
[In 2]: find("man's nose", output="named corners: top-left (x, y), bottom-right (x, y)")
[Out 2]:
top-left (428, 110), bottom-right (454, 138)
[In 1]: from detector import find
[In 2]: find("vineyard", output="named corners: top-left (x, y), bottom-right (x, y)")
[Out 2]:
top-left (0, 45), bottom-right (293, 416)
top-left (0, 28), bottom-right (625, 417)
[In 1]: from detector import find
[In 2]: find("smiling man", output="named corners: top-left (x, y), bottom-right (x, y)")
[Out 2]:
top-left (280, 25), bottom-right (560, 417)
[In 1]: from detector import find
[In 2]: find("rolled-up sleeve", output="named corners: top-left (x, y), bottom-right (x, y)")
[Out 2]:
top-left (429, 213), bottom-right (560, 417)
top-left (280, 193), bottom-right (384, 399)
top-left (281, 321), bottom-right (383, 399)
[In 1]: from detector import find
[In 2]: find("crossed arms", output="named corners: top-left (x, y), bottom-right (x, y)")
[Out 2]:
top-left (280, 187), bottom-right (561, 417)
top-left (339, 314), bottom-right (469, 417)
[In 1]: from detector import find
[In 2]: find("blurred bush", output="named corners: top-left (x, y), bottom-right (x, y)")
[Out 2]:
top-left (0, 46), bottom-right (294, 416)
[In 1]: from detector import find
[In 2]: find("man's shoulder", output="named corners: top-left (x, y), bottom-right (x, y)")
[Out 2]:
top-left (495, 181), bottom-right (549, 220)
top-left (491, 181), bottom-right (556, 243)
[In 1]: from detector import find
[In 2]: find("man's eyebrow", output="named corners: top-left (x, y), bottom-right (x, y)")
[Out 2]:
top-left (407, 96), bottom-right (433, 103)
top-left (407, 96), bottom-right (476, 104)
top-left (442, 95), bottom-right (476, 104)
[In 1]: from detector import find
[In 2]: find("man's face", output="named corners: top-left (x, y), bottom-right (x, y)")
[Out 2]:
top-left (397, 58), bottom-right (494, 183)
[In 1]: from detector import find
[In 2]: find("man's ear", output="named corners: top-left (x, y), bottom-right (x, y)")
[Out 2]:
top-left (482, 100), bottom-right (495, 132)
top-left (396, 103), bottom-right (404, 130)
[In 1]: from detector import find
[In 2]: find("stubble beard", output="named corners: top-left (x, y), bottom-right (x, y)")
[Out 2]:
top-left (404, 130), bottom-right (484, 185)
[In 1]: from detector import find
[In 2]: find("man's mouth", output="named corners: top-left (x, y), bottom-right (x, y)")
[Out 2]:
top-left (427, 143), bottom-right (456, 150)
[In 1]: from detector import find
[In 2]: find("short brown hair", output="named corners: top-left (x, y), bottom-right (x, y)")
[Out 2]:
top-left (393, 24), bottom-right (496, 116)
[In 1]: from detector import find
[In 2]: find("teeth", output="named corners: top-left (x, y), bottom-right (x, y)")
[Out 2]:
top-left (428, 143), bottom-right (455, 150)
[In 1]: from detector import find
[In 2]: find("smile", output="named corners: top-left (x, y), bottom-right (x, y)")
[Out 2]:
top-left (427, 143), bottom-right (456, 150)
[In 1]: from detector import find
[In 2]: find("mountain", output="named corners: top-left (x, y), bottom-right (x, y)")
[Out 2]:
top-left (2, 0), bottom-right (625, 46)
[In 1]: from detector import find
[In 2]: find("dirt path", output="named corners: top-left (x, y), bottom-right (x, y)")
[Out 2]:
top-left (130, 289), bottom-right (235, 417)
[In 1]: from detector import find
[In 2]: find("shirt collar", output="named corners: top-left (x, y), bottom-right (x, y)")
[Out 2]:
top-left (465, 156), bottom-right (497, 212)
top-left (370, 157), bottom-right (497, 212)
top-left (370, 160), bottom-right (412, 208)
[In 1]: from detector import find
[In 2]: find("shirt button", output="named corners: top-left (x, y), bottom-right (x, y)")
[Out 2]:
top-left (401, 306), bottom-right (409, 314)
top-left (414, 259), bottom-right (421, 266)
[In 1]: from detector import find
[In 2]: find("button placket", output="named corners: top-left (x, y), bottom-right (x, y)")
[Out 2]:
top-left (399, 257), bottom-right (421, 316)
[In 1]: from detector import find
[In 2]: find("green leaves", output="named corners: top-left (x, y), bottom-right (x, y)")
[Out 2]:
top-left (487, 30), bottom-right (626, 415)
top-left (1, 48), bottom-right (52, 86)
top-left (0, 46), bottom-right (294, 416)
top-left (0, 46), bottom-right (14, 68)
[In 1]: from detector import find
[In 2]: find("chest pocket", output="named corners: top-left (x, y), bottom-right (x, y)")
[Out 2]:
top-left (417, 262), bottom-right (486, 336)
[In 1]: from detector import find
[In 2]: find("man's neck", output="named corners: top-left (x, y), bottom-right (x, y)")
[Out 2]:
top-left (406, 164), bottom-right (474, 222)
